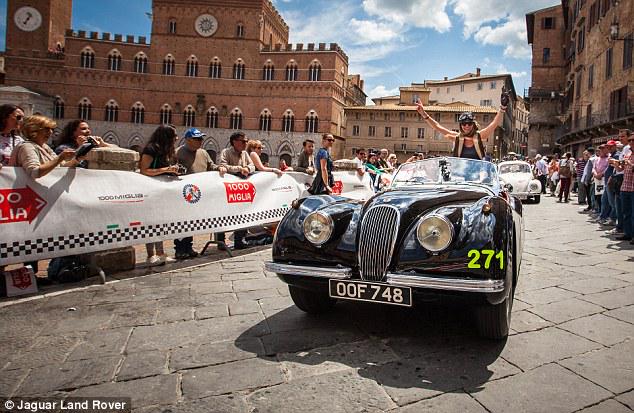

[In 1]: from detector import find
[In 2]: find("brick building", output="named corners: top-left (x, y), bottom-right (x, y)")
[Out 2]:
top-left (526, 1), bottom-right (634, 157)
top-left (2, 0), bottom-right (366, 164)
top-left (344, 85), bottom-right (500, 162)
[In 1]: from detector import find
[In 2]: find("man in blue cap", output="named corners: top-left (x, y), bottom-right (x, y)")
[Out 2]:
top-left (174, 128), bottom-right (227, 259)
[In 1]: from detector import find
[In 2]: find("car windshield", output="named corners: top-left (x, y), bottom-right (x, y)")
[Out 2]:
top-left (499, 163), bottom-right (531, 174)
top-left (392, 157), bottom-right (499, 187)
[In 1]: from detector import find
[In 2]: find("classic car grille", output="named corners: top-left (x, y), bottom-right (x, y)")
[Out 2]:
top-left (358, 205), bottom-right (400, 281)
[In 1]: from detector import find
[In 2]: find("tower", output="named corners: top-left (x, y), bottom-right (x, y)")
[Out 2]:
top-left (5, 0), bottom-right (72, 54)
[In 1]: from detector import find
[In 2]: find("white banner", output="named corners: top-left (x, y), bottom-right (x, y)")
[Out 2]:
top-left (0, 168), bottom-right (373, 265)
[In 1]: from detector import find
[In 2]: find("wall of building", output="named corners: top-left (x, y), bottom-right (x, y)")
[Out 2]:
top-left (3, 0), bottom-right (363, 167)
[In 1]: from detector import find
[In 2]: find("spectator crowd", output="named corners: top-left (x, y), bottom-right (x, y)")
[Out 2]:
top-left (2, 103), bottom-right (631, 286)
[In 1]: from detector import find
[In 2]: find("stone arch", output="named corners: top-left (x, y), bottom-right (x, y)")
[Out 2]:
top-left (128, 134), bottom-right (145, 150)
top-left (276, 139), bottom-right (295, 157)
top-left (101, 130), bottom-right (120, 146)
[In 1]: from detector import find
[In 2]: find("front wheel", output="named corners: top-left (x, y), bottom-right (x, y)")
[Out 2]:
top-left (289, 285), bottom-right (336, 314)
top-left (476, 235), bottom-right (515, 340)
top-left (533, 195), bottom-right (541, 204)
top-left (475, 288), bottom-right (513, 339)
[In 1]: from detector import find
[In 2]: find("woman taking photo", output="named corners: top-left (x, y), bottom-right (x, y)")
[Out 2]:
top-left (309, 133), bottom-right (335, 195)
top-left (0, 104), bottom-right (25, 166)
top-left (55, 120), bottom-right (115, 155)
top-left (415, 89), bottom-right (509, 160)
top-left (140, 125), bottom-right (180, 266)
top-left (246, 140), bottom-right (283, 176)
top-left (10, 115), bottom-right (78, 178)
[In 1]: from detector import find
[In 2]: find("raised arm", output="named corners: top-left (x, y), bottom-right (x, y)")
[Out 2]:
top-left (480, 87), bottom-right (511, 141)
top-left (416, 99), bottom-right (455, 138)
top-left (479, 107), bottom-right (506, 141)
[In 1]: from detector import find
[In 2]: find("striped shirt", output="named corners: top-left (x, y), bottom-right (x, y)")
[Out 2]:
top-left (575, 159), bottom-right (587, 178)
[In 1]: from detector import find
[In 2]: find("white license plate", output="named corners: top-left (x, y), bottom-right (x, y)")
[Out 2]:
top-left (329, 279), bottom-right (412, 307)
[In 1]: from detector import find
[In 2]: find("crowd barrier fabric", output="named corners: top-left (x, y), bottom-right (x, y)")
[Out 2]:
top-left (0, 168), bottom-right (373, 265)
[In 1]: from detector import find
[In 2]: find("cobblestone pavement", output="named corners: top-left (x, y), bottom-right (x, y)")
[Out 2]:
top-left (1, 195), bottom-right (633, 413)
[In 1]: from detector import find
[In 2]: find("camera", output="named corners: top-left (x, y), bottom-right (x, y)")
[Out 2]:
top-left (75, 136), bottom-right (98, 158)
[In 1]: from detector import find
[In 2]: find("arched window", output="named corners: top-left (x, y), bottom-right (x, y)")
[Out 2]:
top-left (262, 61), bottom-right (274, 81)
top-left (206, 107), bottom-right (219, 128)
top-left (163, 54), bottom-right (175, 75)
top-left (183, 105), bottom-right (196, 127)
top-left (259, 109), bottom-right (272, 132)
top-left (282, 109), bottom-right (295, 133)
top-left (134, 52), bottom-right (148, 73)
top-left (209, 57), bottom-right (221, 78)
top-left (308, 61), bottom-right (321, 81)
top-left (131, 102), bottom-right (145, 124)
top-left (229, 108), bottom-right (243, 130)
top-left (80, 48), bottom-right (95, 69)
top-left (107, 50), bottom-right (122, 71)
top-left (185, 55), bottom-right (198, 77)
top-left (159, 104), bottom-right (172, 125)
top-left (285, 61), bottom-right (298, 81)
top-left (78, 98), bottom-right (92, 120)
top-left (236, 23), bottom-right (245, 38)
top-left (169, 19), bottom-right (177, 34)
top-left (233, 59), bottom-right (245, 80)
top-left (305, 110), bottom-right (319, 133)
top-left (53, 97), bottom-right (64, 119)
top-left (104, 100), bottom-right (119, 122)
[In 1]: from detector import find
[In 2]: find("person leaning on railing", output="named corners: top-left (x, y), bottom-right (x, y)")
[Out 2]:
top-left (9, 115), bottom-right (80, 178)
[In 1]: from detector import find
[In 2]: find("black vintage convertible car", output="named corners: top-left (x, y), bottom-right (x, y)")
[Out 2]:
top-left (265, 157), bottom-right (524, 339)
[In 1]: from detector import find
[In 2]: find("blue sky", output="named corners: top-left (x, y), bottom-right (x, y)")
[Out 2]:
top-left (0, 0), bottom-right (559, 101)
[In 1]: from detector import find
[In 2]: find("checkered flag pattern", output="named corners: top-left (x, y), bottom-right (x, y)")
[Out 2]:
top-left (0, 207), bottom-right (290, 261)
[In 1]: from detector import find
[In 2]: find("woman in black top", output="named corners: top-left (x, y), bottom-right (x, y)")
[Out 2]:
top-left (415, 88), bottom-right (510, 160)
top-left (140, 125), bottom-right (180, 266)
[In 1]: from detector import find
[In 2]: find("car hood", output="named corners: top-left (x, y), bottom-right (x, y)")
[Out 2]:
top-left (499, 173), bottom-right (531, 190)
top-left (364, 185), bottom-right (493, 217)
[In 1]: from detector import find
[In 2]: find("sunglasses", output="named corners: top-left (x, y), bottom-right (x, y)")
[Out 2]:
top-left (461, 122), bottom-right (475, 126)
top-left (15, 115), bottom-right (23, 121)
top-left (255, 146), bottom-right (263, 149)
top-left (326, 138), bottom-right (335, 142)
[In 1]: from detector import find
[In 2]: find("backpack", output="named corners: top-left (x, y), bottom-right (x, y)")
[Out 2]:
top-left (559, 159), bottom-right (572, 178)
top-left (47, 256), bottom-right (90, 283)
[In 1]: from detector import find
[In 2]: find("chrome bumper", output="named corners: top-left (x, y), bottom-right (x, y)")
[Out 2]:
top-left (264, 262), bottom-right (352, 279)
top-left (386, 272), bottom-right (504, 293)
top-left (265, 262), bottom-right (504, 293)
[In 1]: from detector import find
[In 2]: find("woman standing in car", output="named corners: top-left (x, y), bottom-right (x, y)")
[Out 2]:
top-left (415, 89), bottom-right (510, 160)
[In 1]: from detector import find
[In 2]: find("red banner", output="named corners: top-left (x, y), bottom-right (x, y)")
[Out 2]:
top-left (224, 182), bottom-right (257, 203)
top-left (0, 186), bottom-right (47, 224)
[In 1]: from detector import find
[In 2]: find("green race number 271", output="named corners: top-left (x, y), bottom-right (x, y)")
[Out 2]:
top-left (467, 250), bottom-right (504, 269)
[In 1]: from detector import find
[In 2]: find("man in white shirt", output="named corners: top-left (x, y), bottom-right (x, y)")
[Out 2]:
top-left (352, 148), bottom-right (366, 176)
top-left (535, 154), bottom-right (548, 194)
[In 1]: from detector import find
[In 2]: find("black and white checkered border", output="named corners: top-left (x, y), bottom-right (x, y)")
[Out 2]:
top-left (0, 207), bottom-right (290, 260)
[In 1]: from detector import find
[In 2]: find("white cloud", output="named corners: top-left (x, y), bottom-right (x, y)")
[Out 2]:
top-left (283, 2), bottom-right (411, 74)
top-left (481, 59), bottom-right (527, 79)
top-left (349, 18), bottom-right (402, 45)
top-left (451, 0), bottom-right (560, 59)
top-left (367, 85), bottom-right (400, 99)
top-left (363, 0), bottom-right (452, 32)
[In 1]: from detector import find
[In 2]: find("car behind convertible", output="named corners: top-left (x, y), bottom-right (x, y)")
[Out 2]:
top-left (265, 157), bottom-right (524, 339)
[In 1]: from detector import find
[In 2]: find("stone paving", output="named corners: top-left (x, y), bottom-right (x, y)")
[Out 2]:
top-left (1, 195), bottom-right (633, 412)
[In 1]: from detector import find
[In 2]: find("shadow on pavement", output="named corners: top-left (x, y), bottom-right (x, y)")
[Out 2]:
top-left (235, 298), bottom-right (507, 396)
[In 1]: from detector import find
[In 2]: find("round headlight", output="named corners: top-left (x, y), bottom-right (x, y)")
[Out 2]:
top-left (303, 212), bottom-right (333, 245)
top-left (530, 183), bottom-right (539, 191)
top-left (416, 214), bottom-right (454, 252)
